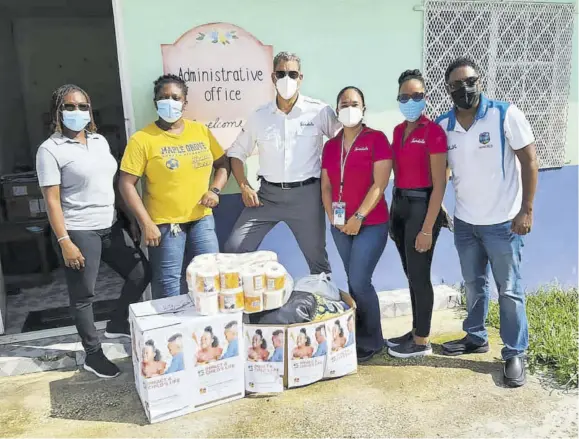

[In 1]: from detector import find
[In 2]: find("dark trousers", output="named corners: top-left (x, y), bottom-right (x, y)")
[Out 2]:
top-left (390, 189), bottom-right (443, 338)
top-left (331, 222), bottom-right (389, 353)
top-left (57, 221), bottom-right (151, 354)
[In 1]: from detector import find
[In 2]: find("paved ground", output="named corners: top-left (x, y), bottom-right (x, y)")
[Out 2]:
top-left (1, 309), bottom-right (577, 438)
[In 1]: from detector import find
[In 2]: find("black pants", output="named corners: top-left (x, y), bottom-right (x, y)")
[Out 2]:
top-left (57, 221), bottom-right (151, 354)
top-left (390, 188), bottom-right (443, 338)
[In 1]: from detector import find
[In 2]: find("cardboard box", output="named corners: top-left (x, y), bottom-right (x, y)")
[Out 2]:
top-left (244, 292), bottom-right (357, 393)
top-left (129, 295), bottom-right (244, 424)
top-left (5, 197), bottom-right (46, 221)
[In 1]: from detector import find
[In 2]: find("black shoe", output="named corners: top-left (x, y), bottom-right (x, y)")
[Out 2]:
top-left (504, 357), bottom-right (526, 388)
top-left (357, 346), bottom-right (384, 363)
top-left (104, 319), bottom-right (130, 339)
top-left (83, 349), bottom-right (121, 378)
top-left (385, 331), bottom-right (413, 348)
top-left (388, 340), bottom-right (433, 358)
top-left (441, 336), bottom-right (489, 356)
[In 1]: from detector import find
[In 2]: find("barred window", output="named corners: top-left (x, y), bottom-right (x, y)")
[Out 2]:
top-left (422, 0), bottom-right (575, 169)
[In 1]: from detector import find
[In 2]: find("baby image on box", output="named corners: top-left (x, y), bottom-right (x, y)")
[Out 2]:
top-left (220, 321), bottom-right (240, 360)
top-left (246, 327), bottom-right (284, 363)
top-left (290, 327), bottom-right (314, 360)
top-left (330, 314), bottom-right (355, 352)
top-left (193, 326), bottom-right (223, 365)
top-left (139, 333), bottom-right (185, 378)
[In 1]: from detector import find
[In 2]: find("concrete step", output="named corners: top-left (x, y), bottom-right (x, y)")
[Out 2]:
top-left (0, 285), bottom-right (461, 377)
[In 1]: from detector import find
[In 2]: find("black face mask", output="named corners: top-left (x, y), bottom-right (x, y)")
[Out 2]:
top-left (451, 86), bottom-right (480, 110)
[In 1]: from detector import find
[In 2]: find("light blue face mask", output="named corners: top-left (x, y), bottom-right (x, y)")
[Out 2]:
top-left (156, 99), bottom-right (183, 123)
top-left (62, 110), bottom-right (91, 132)
top-left (399, 99), bottom-right (426, 122)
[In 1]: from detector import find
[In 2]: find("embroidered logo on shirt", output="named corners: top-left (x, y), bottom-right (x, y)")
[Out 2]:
top-left (448, 144), bottom-right (457, 151)
top-left (354, 146), bottom-right (369, 151)
top-left (166, 158), bottom-right (179, 170)
top-left (300, 121), bottom-right (314, 127)
top-left (410, 138), bottom-right (426, 144)
top-left (479, 132), bottom-right (491, 145)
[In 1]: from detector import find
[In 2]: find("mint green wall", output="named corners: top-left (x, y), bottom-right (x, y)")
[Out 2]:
top-left (119, 0), bottom-right (578, 166)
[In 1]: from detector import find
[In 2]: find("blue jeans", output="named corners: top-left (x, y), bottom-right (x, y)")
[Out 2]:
top-left (454, 218), bottom-right (528, 360)
top-left (331, 222), bottom-right (388, 353)
top-left (148, 215), bottom-right (219, 299)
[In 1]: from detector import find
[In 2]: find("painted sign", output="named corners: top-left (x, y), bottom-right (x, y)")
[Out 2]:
top-left (161, 23), bottom-right (274, 153)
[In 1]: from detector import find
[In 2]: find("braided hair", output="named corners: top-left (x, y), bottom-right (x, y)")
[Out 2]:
top-left (153, 74), bottom-right (189, 101)
top-left (398, 69), bottom-right (425, 90)
top-left (49, 84), bottom-right (97, 134)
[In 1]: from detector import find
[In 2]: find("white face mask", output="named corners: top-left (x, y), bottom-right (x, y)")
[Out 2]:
top-left (338, 107), bottom-right (363, 128)
top-left (276, 76), bottom-right (298, 100)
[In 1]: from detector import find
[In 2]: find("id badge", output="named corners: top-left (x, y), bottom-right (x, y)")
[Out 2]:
top-left (332, 202), bottom-right (346, 226)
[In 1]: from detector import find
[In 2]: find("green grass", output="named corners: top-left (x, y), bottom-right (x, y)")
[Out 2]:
top-left (486, 286), bottom-right (579, 388)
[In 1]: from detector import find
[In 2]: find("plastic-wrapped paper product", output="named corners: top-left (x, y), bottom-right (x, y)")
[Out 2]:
top-left (264, 261), bottom-right (286, 291)
top-left (195, 267), bottom-right (220, 293)
top-left (219, 264), bottom-right (242, 290)
top-left (219, 288), bottom-right (245, 313)
top-left (244, 290), bottom-right (264, 313)
top-left (263, 289), bottom-right (284, 310)
top-left (194, 292), bottom-right (219, 316)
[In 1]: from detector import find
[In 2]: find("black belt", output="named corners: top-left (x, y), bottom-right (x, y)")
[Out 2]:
top-left (260, 177), bottom-right (319, 190)
top-left (394, 188), bottom-right (431, 199)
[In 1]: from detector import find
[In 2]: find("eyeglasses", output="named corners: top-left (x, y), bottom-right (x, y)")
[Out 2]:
top-left (447, 76), bottom-right (479, 91)
top-left (61, 103), bottom-right (90, 111)
top-left (397, 92), bottom-right (425, 103)
top-left (275, 70), bottom-right (300, 80)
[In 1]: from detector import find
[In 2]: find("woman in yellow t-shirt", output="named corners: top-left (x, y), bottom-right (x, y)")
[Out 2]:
top-left (119, 74), bottom-right (230, 299)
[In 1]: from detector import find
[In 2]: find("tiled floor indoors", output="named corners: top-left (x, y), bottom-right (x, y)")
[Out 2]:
top-left (4, 264), bottom-right (125, 334)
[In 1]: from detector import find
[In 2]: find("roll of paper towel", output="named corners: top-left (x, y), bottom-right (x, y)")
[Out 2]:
top-left (219, 288), bottom-right (244, 313)
top-left (263, 289), bottom-right (284, 310)
top-left (216, 253), bottom-right (237, 264)
top-left (194, 292), bottom-right (218, 316)
top-left (241, 265), bottom-right (266, 295)
top-left (193, 253), bottom-right (217, 266)
top-left (219, 264), bottom-right (242, 290)
top-left (244, 290), bottom-right (264, 313)
top-left (251, 250), bottom-right (278, 264)
top-left (195, 267), bottom-right (220, 293)
top-left (264, 261), bottom-right (286, 291)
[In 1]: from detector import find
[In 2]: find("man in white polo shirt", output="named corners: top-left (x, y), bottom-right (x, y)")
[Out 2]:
top-left (225, 52), bottom-right (341, 275)
top-left (436, 57), bottom-right (538, 388)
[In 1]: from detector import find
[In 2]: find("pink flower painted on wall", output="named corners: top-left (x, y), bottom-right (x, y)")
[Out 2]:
top-left (196, 30), bottom-right (239, 45)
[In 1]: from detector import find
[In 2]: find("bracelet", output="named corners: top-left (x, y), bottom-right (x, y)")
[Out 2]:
top-left (57, 235), bottom-right (70, 243)
top-left (420, 231), bottom-right (432, 236)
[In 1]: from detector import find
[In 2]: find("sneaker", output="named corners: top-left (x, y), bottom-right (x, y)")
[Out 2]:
top-left (385, 331), bottom-right (413, 348)
top-left (388, 340), bottom-right (433, 358)
top-left (441, 336), bottom-right (489, 356)
top-left (83, 349), bottom-right (121, 378)
top-left (104, 319), bottom-right (130, 339)
top-left (357, 346), bottom-right (384, 363)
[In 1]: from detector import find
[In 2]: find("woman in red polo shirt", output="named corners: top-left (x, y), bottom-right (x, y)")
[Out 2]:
top-left (321, 86), bottom-right (393, 362)
top-left (386, 69), bottom-right (448, 359)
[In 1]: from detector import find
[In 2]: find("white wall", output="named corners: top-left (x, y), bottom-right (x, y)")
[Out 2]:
top-left (12, 17), bottom-right (124, 159)
top-left (0, 17), bottom-right (29, 174)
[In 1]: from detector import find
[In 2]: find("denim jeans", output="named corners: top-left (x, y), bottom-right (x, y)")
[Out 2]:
top-left (454, 217), bottom-right (528, 360)
top-left (331, 222), bottom-right (388, 353)
top-left (148, 215), bottom-right (219, 298)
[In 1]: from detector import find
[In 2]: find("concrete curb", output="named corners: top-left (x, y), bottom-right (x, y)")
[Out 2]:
top-left (0, 285), bottom-right (462, 377)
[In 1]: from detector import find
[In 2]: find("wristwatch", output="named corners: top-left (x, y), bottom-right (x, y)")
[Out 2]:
top-left (354, 212), bottom-right (365, 222)
top-left (210, 187), bottom-right (221, 196)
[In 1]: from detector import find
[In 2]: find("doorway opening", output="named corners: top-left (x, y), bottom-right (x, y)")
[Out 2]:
top-left (0, 0), bottom-right (127, 335)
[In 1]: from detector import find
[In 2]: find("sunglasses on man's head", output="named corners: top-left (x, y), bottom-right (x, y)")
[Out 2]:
top-left (447, 76), bottom-right (479, 90)
top-left (275, 70), bottom-right (300, 80)
top-left (62, 103), bottom-right (90, 111)
top-left (397, 92), bottom-right (425, 104)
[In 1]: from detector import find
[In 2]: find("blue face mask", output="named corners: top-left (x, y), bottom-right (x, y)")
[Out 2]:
top-left (61, 110), bottom-right (91, 132)
top-left (156, 99), bottom-right (183, 123)
top-left (399, 99), bottom-right (426, 122)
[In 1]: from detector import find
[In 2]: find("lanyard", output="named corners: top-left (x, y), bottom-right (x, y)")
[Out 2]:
top-left (339, 129), bottom-right (362, 202)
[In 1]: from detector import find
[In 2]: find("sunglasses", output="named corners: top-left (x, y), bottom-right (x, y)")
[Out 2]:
top-left (61, 103), bottom-right (90, 111)
top-left (397, 92), bottom-right (425, 104)
top-left (275, 70), bottom-right (300, 80)
top-left (447, 76), bottom-right (479, 91)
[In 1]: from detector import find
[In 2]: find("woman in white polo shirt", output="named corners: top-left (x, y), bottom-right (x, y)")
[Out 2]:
top-left (36, 84), bottom-right (151, 379)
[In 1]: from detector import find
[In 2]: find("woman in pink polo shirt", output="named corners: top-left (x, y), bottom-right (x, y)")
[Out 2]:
top-left (321, 86), bottom-right (393, 362)
top-left (386, 69), bottom-right (448, 359)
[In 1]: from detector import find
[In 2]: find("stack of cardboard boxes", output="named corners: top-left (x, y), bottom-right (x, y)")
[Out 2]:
top-left (1, 172), bottom-right (46, 222)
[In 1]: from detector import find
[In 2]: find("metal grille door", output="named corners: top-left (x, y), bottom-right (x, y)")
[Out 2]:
top-left (422, 0), bottom-right (576, 168)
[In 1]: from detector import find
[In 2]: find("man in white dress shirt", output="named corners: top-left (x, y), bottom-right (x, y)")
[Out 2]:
top-left (225, 52), bottom-right (341, 274)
